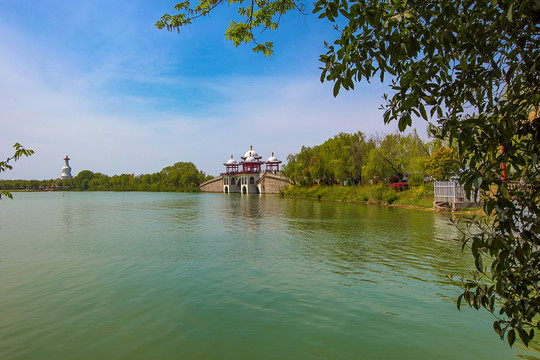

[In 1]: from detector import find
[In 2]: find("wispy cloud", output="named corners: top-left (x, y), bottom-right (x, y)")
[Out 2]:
top-left (0, 1), bottom-right (428, 180)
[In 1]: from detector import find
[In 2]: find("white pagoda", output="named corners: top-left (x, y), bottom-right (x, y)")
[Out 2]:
top-left (61, 155), bottom-right (73, 179)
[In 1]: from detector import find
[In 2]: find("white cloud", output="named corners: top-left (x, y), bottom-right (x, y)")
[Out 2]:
top-left (0, 3), bottom-right (429, 180)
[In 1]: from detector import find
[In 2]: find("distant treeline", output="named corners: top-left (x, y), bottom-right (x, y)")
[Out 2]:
top-left (0, 162), bottom-right (213, 192)
top-left (282, 130), bottom-right (451, 186)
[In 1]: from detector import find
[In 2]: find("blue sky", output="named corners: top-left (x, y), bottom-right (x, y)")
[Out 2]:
top-left (0, 0), bottom-right (428, 180)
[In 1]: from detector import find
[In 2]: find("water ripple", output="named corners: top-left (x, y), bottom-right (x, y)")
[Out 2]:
top-left (0, 192), bottom-right (533, 359)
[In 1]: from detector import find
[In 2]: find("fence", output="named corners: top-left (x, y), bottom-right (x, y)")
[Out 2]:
top-left (433, 181), bottom-right (479, 204)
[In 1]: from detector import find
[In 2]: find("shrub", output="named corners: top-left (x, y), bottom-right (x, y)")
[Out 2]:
top-left (411, 183), bottom-right (434, 200)
top-left (408, 174), bottom-right (425, 187)
top-left (370, 184), bottom-right (398, 203)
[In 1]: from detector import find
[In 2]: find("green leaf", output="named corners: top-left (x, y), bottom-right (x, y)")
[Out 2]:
top-left (508, 329), bottom-right (516, 347)
top-left (460, 57), bottom-right (468, 71)
top-left (419, 103), bottom-right (428, 120)
top-left (475, 254), bottom-right (483, 272)
top-left (493, 321), bottom-right (501, 336)
top-left (464, 291), bottom-right (471, 306)
top-left (518, 328), bottom-right (529, 347)
top-left (333, 79), bottom-right (341, 97)
top-left (506, 3), bottom-right (513, 22)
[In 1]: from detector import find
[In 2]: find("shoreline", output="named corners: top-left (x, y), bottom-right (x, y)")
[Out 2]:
top-left (281, 194), bottom-right (484, 215)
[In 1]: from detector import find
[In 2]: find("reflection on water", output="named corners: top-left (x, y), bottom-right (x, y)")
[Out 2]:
top-left (0, 192), bottom-right (537, 359)
top-left (516, 341), bottom-right (540, 360)
top-left (282, 200), bottom-right (468, 281)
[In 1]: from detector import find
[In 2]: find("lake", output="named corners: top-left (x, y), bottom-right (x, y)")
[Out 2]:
top-left (0, 192), bottom-right (537, 359)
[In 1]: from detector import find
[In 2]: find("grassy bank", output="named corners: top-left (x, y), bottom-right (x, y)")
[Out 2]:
top-left (282, 183), bottom-right (436, 209)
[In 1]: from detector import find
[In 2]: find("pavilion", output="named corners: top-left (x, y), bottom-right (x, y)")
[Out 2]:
top-left (200, 146), bottom-right (289, 194)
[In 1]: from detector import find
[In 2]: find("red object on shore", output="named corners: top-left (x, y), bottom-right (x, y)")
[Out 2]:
top-left (501, 146), bottom-right (506, 182)
top-left (390, 182), bottom-right (409, 191)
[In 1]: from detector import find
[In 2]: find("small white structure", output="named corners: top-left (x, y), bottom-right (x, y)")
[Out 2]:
top-left (61, 155), bottom-right (73, 179)
top-left (433, 181), bottom-right (479, 211)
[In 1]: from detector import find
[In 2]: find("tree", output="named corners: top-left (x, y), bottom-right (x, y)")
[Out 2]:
top-left (348, 134), bottom-right (376, 184)
top-left (160, 161), bottom-right (210, 189)
top-left (282, 131), bottom-right (372, 185)
top-left (0, 143), bottom-right (34, 199)
top-left (362, 132), bottom-right (428, 181)
top-left (425, 147), bottom-right (460, 181)
top-left (74, 170), bottom-right (95, 190)
top-left (158, 0), bottom-right (540, 346)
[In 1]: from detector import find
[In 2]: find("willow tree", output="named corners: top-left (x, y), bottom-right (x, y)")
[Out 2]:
top-left (158, 0), bottom-right (540, 346)
top-left (282, 132), bottom-right (373, 185)
top-left (361, 131), bottom-right (428, 181)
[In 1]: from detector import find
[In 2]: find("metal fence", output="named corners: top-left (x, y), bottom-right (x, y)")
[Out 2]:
top-left (433, 181), bottom-right (478, 203)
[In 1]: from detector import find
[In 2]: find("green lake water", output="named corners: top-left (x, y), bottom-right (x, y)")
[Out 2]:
top-left (0, 192), bottom-right (538, 359)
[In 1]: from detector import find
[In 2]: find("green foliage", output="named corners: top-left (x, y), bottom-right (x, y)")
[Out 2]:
top-left (412, 183), bottom-right (434, 200)
top-left (283, 131), bottom-right (375, 186)
top-left (283, 130), bottom-right (431, 187)
top-left (0, 143), bottom-right (34, 199)
top-left (282, 183), bottom-right (433, 206)
top-left (74, 170), bottom-right (95, 190)
top-left (362, 131), bottom-right (428, 182)
top-left (407, 174), bottom-right (425, 187)
top-left (425, 147), bottom-right (461, 181)
top-left (392, 183), bottom-right (434, 207)
top-left (370, 184), bottom-right (398, 204)
top-left (156, 0), bottom-right (305, 56)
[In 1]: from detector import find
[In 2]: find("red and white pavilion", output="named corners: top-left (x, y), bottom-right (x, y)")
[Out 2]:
top-left (221, 146), bottom-right (283, 194)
